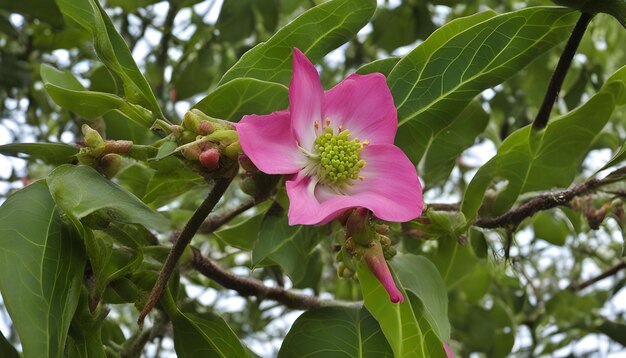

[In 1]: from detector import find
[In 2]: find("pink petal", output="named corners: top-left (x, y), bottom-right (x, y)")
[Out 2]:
top-left (323, 73), bottom-right (397, 145)
top-left (289, 48), bottom-right (323, 151)
top-left (285, 144), bottom-right (422, 225)
top-left (443, 343), bottom-right (455, 358)
top-left (363, 241), bottom-right (403, 303)
top-left (236, 111), bottom-right (306, 174)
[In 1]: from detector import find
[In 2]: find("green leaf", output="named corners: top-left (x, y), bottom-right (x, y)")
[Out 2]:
top-left (388, 7), bottom-right (578, 164)
top-left (0, 181), bottom-right (85, 358)
top-left (390, 255), bottom-right (451, 342)
top-left (56, 0), bottom-right (161, 116)
top-left (173, 45), bottom-right (215, 101)
top-left (194, 78), bottom-right (288, 122)
top-left (553, 0), bottom-right (626, 28)
top-left (171, 310), bottom-right (251, 357)
top-left (41, 64), bottom-right (126, 119)
top-left (0, 330), bottom-right (18, 358)
top-left (0, 142), bottom-right (78, 165)
top-left (0, 0), bottom-right (64, 28)
top-left (213, 201), bottom-right (272, 250)
top-left (430, 235), bottom-right (480, 290)
top-left (357, 261), bottom-right (445, 358)
top-left (219, 0), bottom-right (376, 85)
top-left (356, 57), bottom-right (400, 76)
top-left (251, 203), bottom-right (322, 284)
top-left (87, 231), bottom-right (143, 301)
top-left (532, 210), bottom-right (570, 246)
top-left (143, 158), bottom-right (205, 208)
top-left (46, 165), bottom-right (169, 231)
top-left (423, 100), bottom-right (490, 185)
top-left (278, 306), bottom-right (393, 357)
top-left (370, 2), bottom-right (434, 52)
top-left (462, 65), bottom-right (626, 221)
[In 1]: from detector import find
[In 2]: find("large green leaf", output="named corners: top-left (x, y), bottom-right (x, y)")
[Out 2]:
top-left (41, 64), bottom-right (125, 119)
top-left (171, 310), bottom-right (251, 357)
top-left (462, 65), bottom-right (626, 221)
top-left (357, 262), bottom-right (445, 358)
top-left (219, 0), bottom-right (376, 85)
top-left (251, 203), bottom-right (322, 285)
top-left (0, 142), bottom-right (78, 165)
top-left (278, 306), bottom-right (393, 357)
top-left (41, 64), bottom-right (154, 126)
top-left (0, 181), bottom-right (85, 358)
top-left (213, 201), bottom-right (272, 250)
top-left (56, 0), bottom-right (161, 117)
top-left (553, 0), bottom-right (626, 28)
top-left (46, 165), bottom-right (169, 231)
top-left (430, 235), bottom-right (480, 290)
top-left (390, 255), bottom-right (451, 342)
top-left (388, 7), bottom-right (578, 164)
top-left (194, 78), bottom-right (288, 122)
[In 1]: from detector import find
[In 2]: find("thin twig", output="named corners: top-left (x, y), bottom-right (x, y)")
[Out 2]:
top-left (198, 197), bottom-right (258, 234)
top-left (532, 12), bottom-right (593, 130)
top-left (190, 248), bottom-right (356, 310)
top-left (569, 261), bottom-right (626, 291)
top-left (138, 177), bottom-right (232, 325)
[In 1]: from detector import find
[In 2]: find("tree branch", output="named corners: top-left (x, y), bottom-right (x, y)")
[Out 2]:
top-left (138, 177), bottom-right (232, 325)
top-left (532, 12), bottom-right (593, 130)
top-left (198, 197), bottom-right (259, 234)
top-left (569, 261), bottom-right (626, 291)
top-left (190, 248), bottom-right (356, 310)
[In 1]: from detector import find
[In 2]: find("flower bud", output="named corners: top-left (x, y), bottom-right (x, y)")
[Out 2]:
top-left (238, 154), bottom-right (258, 173)
top-left (198, 120), bottom-right (214, 135)
top-left (99, 153), bottom-right (123, 178)
top-left (199, 148), bottom-right (220, 170)
top-left (240, 175), bottom-right (258, 197)
top-left (104, 140), bottom-right (133, 154)
top-left (182, 110), bottom-right (202, 133)
top-left (180, 145), bottom-right (202, 161)
top-left (82, 124), bottom-right (105, 149)
top-left (223, 141), bottom-right (242, 160)
top-left (363, 240), bottom-right (403, 303)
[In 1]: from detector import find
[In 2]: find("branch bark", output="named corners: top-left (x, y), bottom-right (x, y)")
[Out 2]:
top-left (532, 12), bottom-right (593, 130)
top-left (190, 248), bottom-right (355, 310)
top-left (569, 261), bottom-right (626, 291)
top-left (138, 177), bottom-right (232, 325)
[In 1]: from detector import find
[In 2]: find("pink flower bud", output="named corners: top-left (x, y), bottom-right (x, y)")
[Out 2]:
top-left (443, 342), bottom-right (455, 358)
top-left (199, 148), bottom-right (220, 170)
top-left (198, 120), bottom-right (214, 135)
top-left (363, 240), bottom-right (403, 303)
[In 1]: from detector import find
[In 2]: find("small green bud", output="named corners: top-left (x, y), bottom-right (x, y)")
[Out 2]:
top-left (180, 145), bottom-right (202, 161)
top-left (99, 153), bottom-right (124, 178)
top-left (82, 125), bottom-right (105, 149)
top-left (223, 141), bottom-right (242, 160)
top-left (182, 110), bottom-right (202, 133)
top-left (240, 175), bottom-right (258, 197)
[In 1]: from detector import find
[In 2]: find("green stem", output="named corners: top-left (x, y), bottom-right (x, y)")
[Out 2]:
top-left (137, 177), bottom-right (232, 325)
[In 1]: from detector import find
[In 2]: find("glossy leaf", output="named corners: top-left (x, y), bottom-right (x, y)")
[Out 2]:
top-left (278, 306), bottom-right (393, 357)
top-left (194, 78), bottom-right (288, 122)
top-left (390, 254), bottom-right (451, 342)
top-left (56, 0), bottom-right (161, 116)
top-left (388, 7), bottom-right (578, 163)
top-left (172, 310), bottom-right (251, 357)
top-left (357, 261), bottom-right (446, 358)
top-left (0, 181), bottom-right (85, 358)
top-left (46, 165), bottom-right (169, 231)
top-left (214, 201), bottom-right (272, 250)
top-left (0, 142), bottom-right (78, 165)
top-left (532, 211), bottom-right (570, 246)
top-left (553, 0), bottom-right (626, 28)
top-left (219, 0), bottom-right (376, 85)
top-left (430, 235), bottom-right (480, 290)
top-left (356, 57), bottom-right (400, 76)
top-left (462, 65), bottom-right (626, 221)
top-left (252, 203), bottom-right (322, 284)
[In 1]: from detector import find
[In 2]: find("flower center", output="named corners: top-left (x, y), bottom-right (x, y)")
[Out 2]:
top-left (311, 125), bottom-right (365, 187)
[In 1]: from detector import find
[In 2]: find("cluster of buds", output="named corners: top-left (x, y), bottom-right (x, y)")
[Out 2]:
top-left (77, 125), bottom-right (133, 178)
top-left (335, 208), bottom-right (403, 303)
top-left (165, 109), bottom-right (241, 177)
top-left (237, 153), bottom-right (280, 201)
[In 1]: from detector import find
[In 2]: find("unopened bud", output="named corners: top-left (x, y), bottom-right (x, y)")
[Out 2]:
top-left (240, 175), bottom-right (258, 197)
top-left (82, 125), bottom-right (105, 149)
top-left (239, 154), bottom-right (258, 173)
top-left (223, 141), bottom-right (242, 160)
top-left (363, 240), bottom-right (403, 303)
top-left (380, 235), bottom-right (391, 248)
top-left (182, 110), bottom-right (202, 133)
top-left (198, 120), bottom-right (214, 135)
top-left (199, 148), bottom-right (220, 170)
top-left (383, 246), bottom-right (397, 260)
top-left (180, 145), bottom-right (202, 161)
top-left (104, 140), bottom-right (133, 154)
top-left (99, 153), bottom-right (123, 178)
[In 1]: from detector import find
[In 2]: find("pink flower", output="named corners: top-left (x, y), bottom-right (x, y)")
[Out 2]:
top-left (236, 48), bottom-right (423, 225)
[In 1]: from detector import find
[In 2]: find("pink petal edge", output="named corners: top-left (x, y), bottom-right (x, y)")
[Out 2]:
top-left (323, 73), bottom-right (397, 145)
top-left (363, 242), bottom-right (403, 303)
top-left (236, 111), bottom-right (306, 175)
top-left (289, 48), bottom-right (323, 151)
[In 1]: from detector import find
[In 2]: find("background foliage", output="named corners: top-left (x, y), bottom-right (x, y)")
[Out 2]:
top-left (1, 0), bottom-right (626, 357)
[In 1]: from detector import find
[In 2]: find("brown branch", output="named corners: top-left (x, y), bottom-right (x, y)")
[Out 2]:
top-left (532, 12), bottom-right (593, 130)
top-left (190, 248), bottom-right (354, 310)
top-left (569, 261), bottom-right (626, 291)
top-left (138, 177), bottom-right (232, 325)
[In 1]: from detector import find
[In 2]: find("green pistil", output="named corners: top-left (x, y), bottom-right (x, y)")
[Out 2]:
top-left (313, 126), bottom-right (365, 186)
